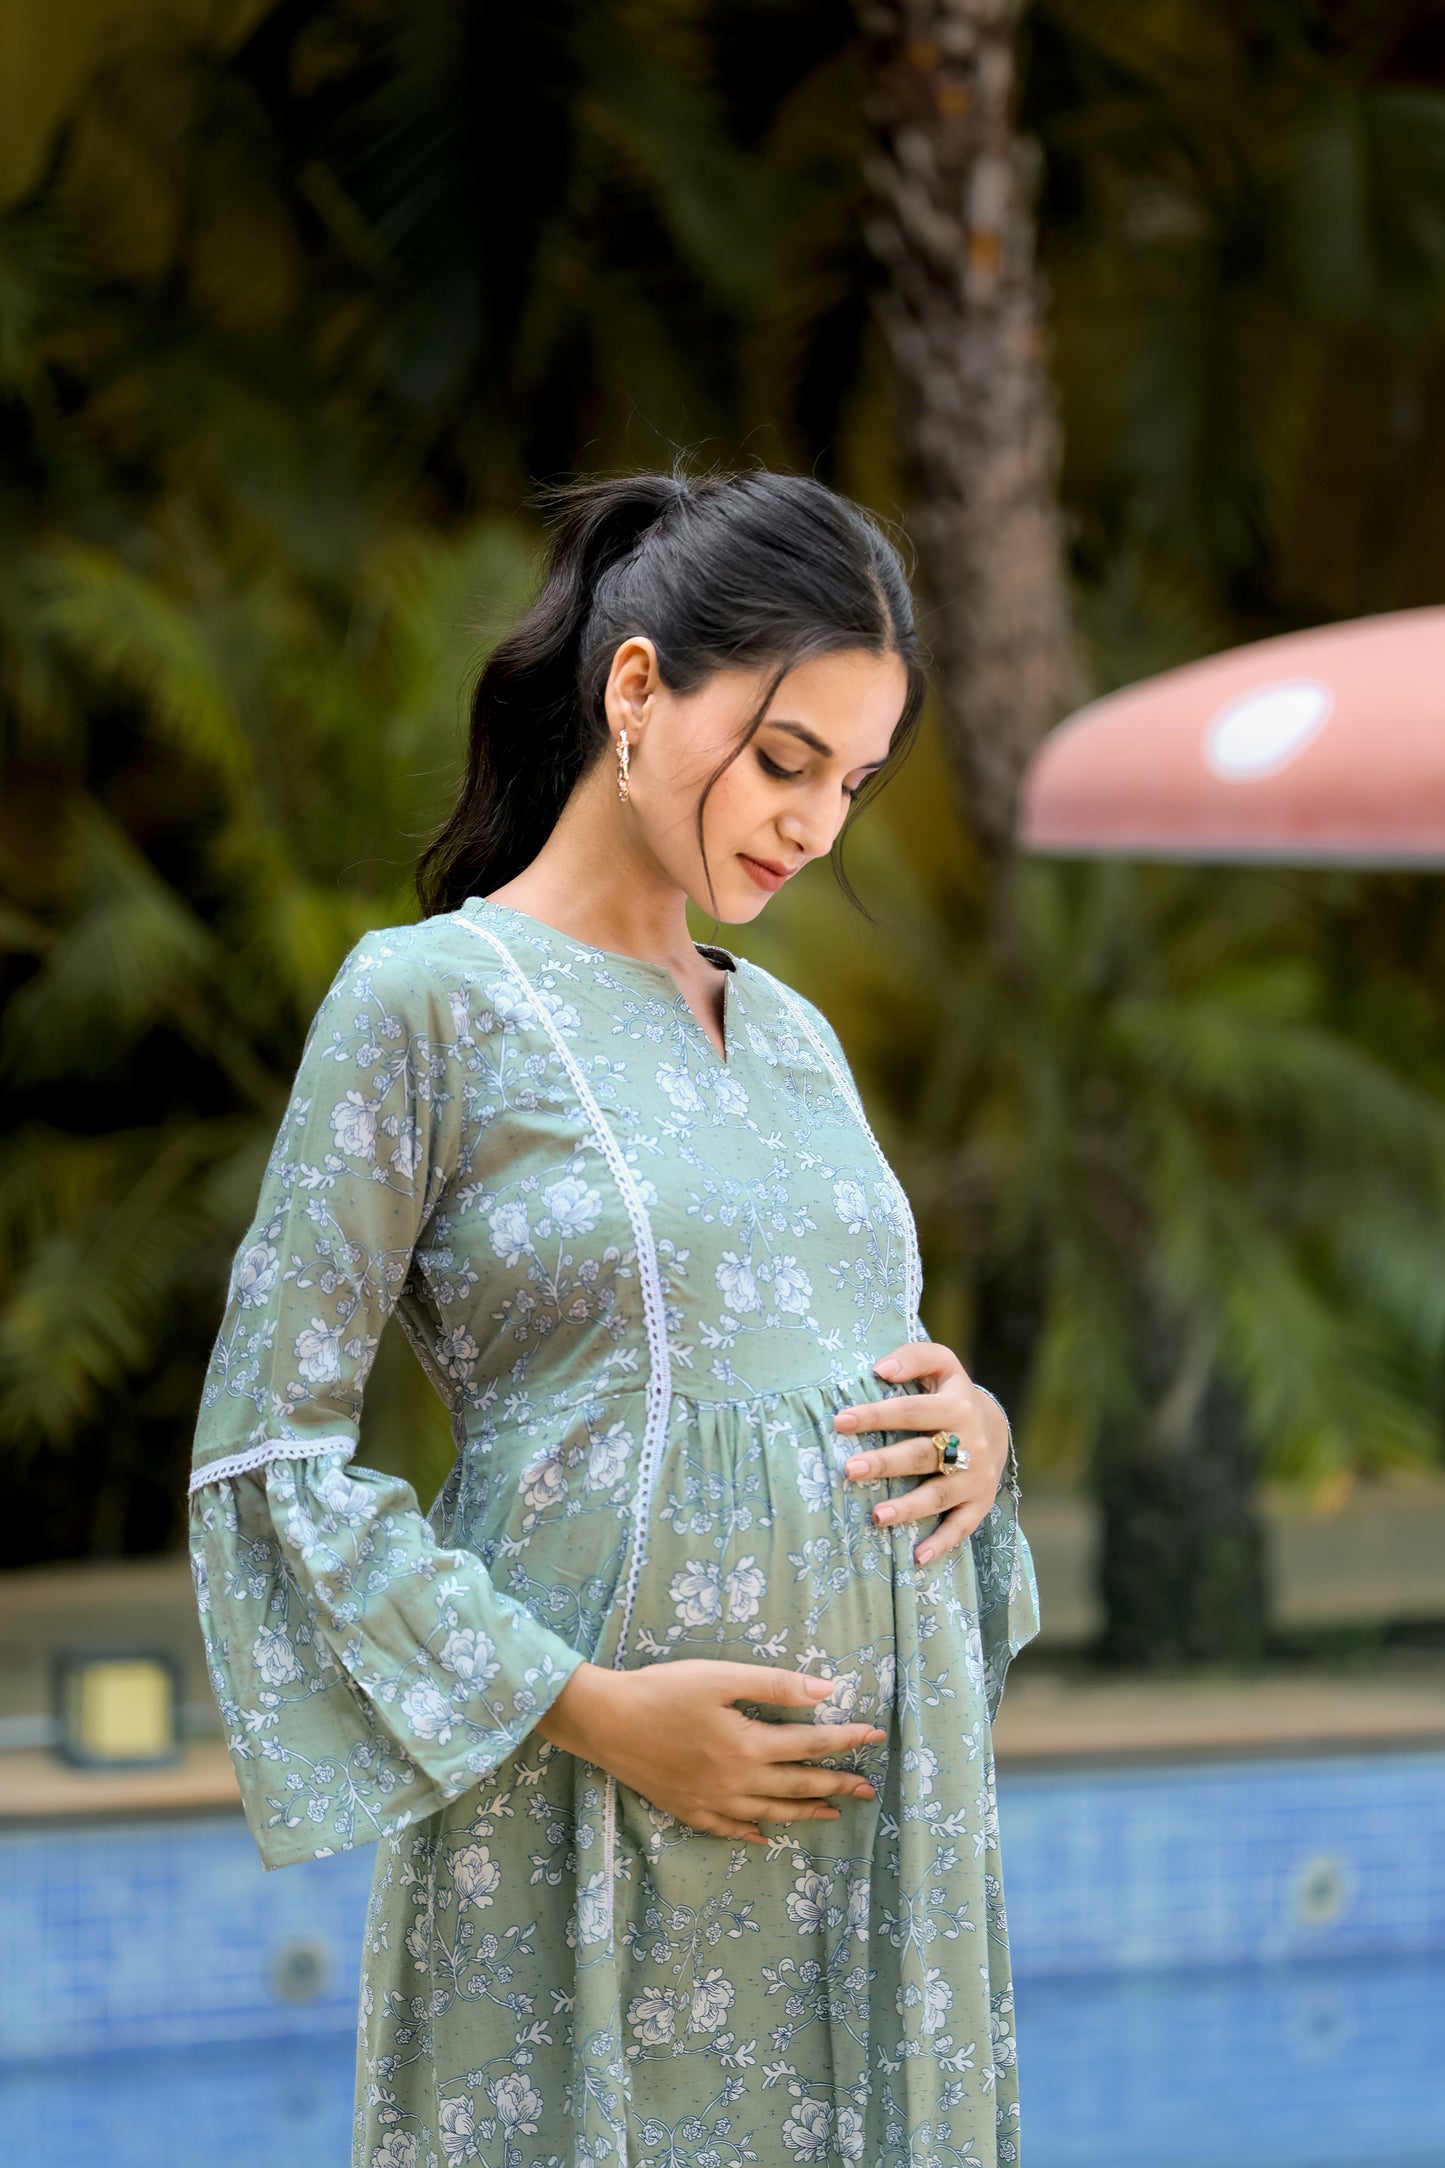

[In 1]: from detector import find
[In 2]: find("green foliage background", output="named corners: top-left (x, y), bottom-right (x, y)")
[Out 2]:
top-left (5, 0), bottom-right (1445, 1569)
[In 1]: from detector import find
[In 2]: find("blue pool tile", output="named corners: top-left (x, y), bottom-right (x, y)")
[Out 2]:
top-left (1015, 1952), bottom-right (1445, 2167)
top-left (1, 2031), bottom-right (356, 2168)
top-left (997, 1749), bottom-right (1445, 1980)
top-left (4, 1956), bottom-right (1442, 2168)
top-left (0, 1816), bottom-right (375, 2062)
top-left (2, 1745), bottom-right (1443, 2072)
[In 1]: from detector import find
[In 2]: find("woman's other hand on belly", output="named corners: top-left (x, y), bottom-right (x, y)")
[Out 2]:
top-left (834, 1340), bottom-right (1012, 1566)
top-left (535, 1659), bottom-right (886, 1844)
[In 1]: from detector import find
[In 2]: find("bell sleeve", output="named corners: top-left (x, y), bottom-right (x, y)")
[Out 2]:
top-left (966, 1393), bottom-right (1041, 1719)
top-left (188, 927), bottom-right (586, 1870)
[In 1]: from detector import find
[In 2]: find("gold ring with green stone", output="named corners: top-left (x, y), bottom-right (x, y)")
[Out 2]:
top-left (931, 1431), bottom-right (966, 1474)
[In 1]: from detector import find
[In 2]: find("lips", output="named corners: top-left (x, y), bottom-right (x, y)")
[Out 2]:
top-left (739, 854), bottom-right (794, 894)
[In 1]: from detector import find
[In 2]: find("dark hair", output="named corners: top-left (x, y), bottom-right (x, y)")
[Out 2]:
top-left (415, 466), bottom-right (927, 918)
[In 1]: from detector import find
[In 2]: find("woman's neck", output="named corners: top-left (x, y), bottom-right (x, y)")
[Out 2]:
top-left (486, 765), bottom-right (702, 974)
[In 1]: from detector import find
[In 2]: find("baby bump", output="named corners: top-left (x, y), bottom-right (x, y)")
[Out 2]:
top-left (609, 1391), bottom-right (929, 1909)
top-left (625, 1388), bottom-right (914, 1731)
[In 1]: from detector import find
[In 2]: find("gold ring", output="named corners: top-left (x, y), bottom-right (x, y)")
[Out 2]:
top-left (931, 1431), bottom-right (970, 1475)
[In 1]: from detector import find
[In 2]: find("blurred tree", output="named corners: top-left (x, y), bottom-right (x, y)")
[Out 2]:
top-left (0, 4), bottom-right (539, 1557)
top-left (0, 0), bottom-right (791, 1561)
top-left (856, 0), bottom-right (1075, 855)
top-left (1014, 0), bottom-right (1445, 1655)
top-left (1031, 0), bottom-right (1445, 653)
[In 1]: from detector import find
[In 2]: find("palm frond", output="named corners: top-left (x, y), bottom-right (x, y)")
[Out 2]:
top-left (45, 543), bottom-right (257, 791)
top-left (1, 800), bottom-right (216, 1080)
top-left (0, 1121), bottom-right (230, 1449)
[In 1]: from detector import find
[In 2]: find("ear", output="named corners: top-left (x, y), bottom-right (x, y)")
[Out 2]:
top-left (604, 637), bottom-right (661, 743)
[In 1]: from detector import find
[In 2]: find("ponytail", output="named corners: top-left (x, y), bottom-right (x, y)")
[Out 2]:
top-left (416, 466), bottom-right (925, 917)
top-left (416, 475), bottom-right (684, 914)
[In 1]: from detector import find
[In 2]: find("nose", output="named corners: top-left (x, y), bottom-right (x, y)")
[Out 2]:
top-left (777, 802), bottom-right (838, 860)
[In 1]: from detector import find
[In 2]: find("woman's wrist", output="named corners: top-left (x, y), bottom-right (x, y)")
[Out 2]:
top-left (536, 1659), bottom-right (623, 1761)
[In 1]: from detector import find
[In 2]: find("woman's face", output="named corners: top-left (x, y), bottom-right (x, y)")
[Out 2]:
top-left (606, 639), bottom-right (909, 924)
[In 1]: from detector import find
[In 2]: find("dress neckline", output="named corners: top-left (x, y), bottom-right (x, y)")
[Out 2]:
top-left (460, 895), bottom-right (739, 1068)
top-left (461, 895), bottom-right (736, 976)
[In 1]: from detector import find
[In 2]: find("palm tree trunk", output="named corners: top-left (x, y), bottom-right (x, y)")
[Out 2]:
top-left (857, 0), bottom-right (1074, 853)
top-left (1096, 1306), bottom-right (1271, 1669)
top-left (857, 5), bottom-right (1273, 1668)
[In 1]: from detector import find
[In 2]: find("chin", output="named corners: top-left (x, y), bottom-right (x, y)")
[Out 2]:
top-left (731, 888), bottom-right (774, 924)
top-left (712, 879), bottom-right (776, 926)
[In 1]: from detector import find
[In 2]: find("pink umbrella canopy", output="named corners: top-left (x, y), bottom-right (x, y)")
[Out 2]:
top-left (1019, 607), bottom-right (1445, 865)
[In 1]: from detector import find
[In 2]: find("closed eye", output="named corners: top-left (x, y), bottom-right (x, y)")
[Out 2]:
top-left (757, 748), bottom-right (866, 800)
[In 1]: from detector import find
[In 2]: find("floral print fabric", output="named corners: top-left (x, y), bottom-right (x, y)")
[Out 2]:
top-left (189, 895), bottom-right (1040, 2168)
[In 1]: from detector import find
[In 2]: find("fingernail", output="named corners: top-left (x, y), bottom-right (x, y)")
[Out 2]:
top-left (832, 1413), bottom-right (851, 1431)
top-left (874, 1505), bottom-right (894, 1525)
top-left (805, 1675), bottom-right (835, 1698)
top-left (845, 1456), bottom-right (869, 1477)
top-left (873, 1357), bottom-right (900, 1378)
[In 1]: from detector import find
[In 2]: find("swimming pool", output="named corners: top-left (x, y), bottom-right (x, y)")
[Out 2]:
top-left (4, 1748), bottom-right (1443, 2165)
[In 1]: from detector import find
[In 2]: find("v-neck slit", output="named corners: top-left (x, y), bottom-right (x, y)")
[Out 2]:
top-left (466, 894), bottom-right (739, 1070)
top-left (687, 963), bottom-right (731, 1071)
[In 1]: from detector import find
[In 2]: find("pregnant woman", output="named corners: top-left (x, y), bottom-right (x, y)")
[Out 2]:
top-left (188, 468), bottom-right (1039, 2168)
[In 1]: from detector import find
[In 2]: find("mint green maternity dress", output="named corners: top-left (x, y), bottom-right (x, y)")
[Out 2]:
top-left (188, 895), bottom-right (1040, 2168)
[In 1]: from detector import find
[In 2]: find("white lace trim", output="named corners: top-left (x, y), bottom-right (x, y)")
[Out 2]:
top-left (457, 917), bottom-right (674, 1656)
top-left (455, 914), bottom-right (675, 1940)
top-left (188, 1434), bottom-right (354, 1495)
top-left (760, 972), bottom-right (924, 1334)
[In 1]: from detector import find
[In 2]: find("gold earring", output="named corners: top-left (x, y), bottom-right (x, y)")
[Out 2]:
top-left (616, 727), bottom-right (630, 802)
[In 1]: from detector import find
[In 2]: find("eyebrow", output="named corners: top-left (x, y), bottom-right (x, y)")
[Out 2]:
top-left (764, 719), bottom-right (888, 770)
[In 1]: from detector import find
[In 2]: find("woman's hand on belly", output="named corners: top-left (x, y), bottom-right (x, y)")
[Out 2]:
top-left (535, 1660), bottom-right (886, 1843)
top-left (834, 1340), bottom-right (1013, 1566)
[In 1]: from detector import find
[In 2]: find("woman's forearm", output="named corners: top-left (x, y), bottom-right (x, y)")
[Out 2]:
top-left (535, 1659), bottom-right (624, 1761)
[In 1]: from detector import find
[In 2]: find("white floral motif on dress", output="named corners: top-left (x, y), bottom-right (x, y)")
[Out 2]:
top-left (451, 1843), bottom-right (501, 1907)
top-left (715, 1251), bottom-right (760, 1312)
top-left (331, 1090), bottom-right (380, 1159)
top-left (540, 1173), bottom-right (603, 1235)
top-left (439, 1627), bottom-right (497, 1684)
top-left (233, 1241), bottom-right (279, 1307)
top-left (770, 1255), bottom-right (813, 1314)
top-left (437, 2099), bottom-right (475, 2165)
top-left (490, 2074), bottom-right (542, 2132)
top-left (293, 1317), bottom-right (345, 1384)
